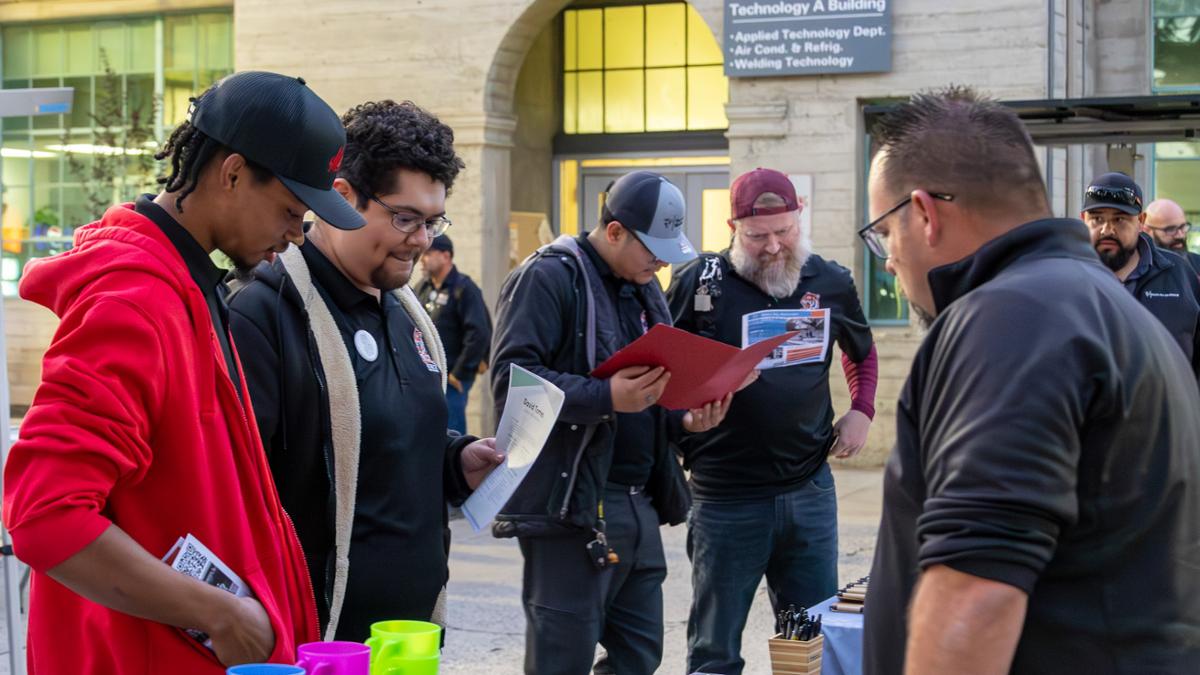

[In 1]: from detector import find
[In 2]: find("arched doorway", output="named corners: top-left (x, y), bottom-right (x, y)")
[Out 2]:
top-left (495, 1), bottom-right (731, 287)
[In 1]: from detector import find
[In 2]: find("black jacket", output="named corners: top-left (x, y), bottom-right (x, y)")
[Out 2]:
top-left (489, 235), bottom-right (690, 538)
top-left (865, 219), bottom-right (1200, 674)
top-left (1127, 233), bottom-right (1200, 379)
top-left (227, 256), bottom-right (473, 630)
top-left (415, 266), bottom-right (493, 381)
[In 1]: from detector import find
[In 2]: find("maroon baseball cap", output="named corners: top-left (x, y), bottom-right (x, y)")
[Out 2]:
top-left (730, 168), bottom-right (801, 221)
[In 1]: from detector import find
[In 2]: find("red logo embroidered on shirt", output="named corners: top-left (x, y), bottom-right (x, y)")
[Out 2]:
top-left (328, 146), bottom-right (344, 173)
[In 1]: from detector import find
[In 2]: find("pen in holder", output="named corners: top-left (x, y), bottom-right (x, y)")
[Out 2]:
top-left (767, 632), bottom-right (823, 675)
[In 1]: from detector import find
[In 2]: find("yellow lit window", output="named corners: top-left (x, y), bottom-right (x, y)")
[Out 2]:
top-left (562, 3), bottom-right (727, 134)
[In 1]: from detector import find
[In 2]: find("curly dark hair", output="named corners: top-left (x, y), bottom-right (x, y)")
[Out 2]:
top-left (155, 87), bottom-right (272, 212)
top-left (870, 85), bottom-right (1048, 214)
top-left (338, 100), bottom-right (465, 209)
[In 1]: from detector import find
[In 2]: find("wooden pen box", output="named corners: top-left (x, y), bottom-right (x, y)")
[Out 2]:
top-left (768, 633), bottom-right (823, 675)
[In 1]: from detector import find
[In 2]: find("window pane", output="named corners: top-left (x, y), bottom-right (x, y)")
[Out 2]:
top-left (127, 73), bottom-right (155, 132)
top-left (1155, 1), bottom-right (1200, 14)
top-left (3, 28), bottom-right (33, 79)
top-left (33, 26), bottom-right (63, 78)
top-left (2, 138), bottom-right (34, 186)
top-left (563, 72), bottom-right (578, 134)
top-left (577, 9), bottom-right (603, 71)
top-left (64, 24), bottom-right (93, 76)
top-left (605, 70), bottom-right (644, 133)
top-left (687, 5), bottom-right (723, 65)
top-left (1155, 154), bottom-right (1200, 253)
top-left (95, 22), bottom-right (127, 73)
top-left (165, 16), bottom-right (196, 71)
top-left (1154, 17), bottom-right (1200, 88)
top-left (646, 67), bottom-right (686, 131)
top-left (3, 78), bottom-right (32, 133)
top-left (646, 4), bottom-right (686, 68)
top-left (687, 66), bottom-right (728, 130)
top-left (867, 255), bottom-right (908, 321)
top-left (129, 19), bottom-right (155, 73)
top-left (1, 184), bottom-right (32, 295)
top-left (198, 13), bottom-right (233, 72)
top-left (165, 71), bottom-right (196, 126)
top-left (564, 11), bottom-right (578, 71)
top-left (604, 6), bottom-right (644, 69)
top-left (578, 71), bottom-right (604, 134)
top-left (63, 75), bottom-right (93, 129)
top-left (701, 188), bottom-right (731, 253)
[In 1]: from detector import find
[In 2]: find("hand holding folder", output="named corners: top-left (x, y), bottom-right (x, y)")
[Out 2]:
top-left (591, 325), bottom-right (799, 410)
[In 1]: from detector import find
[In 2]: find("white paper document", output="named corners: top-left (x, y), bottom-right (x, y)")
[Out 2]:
top-left (742, 308), bottom-right (831, 370)
top-left (163, 533), bottom-right (252, 648)
top-left (462, 365), bottom-right (565, 532)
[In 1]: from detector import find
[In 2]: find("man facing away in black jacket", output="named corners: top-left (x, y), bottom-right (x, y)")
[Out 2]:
top-left (490, 171), bottom-right (740, 675)
top-left (860, 87), bottom-right (1200, 674)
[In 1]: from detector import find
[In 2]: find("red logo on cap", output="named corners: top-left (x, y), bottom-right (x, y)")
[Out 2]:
top-left (328, 146), bottom-right (344, 173)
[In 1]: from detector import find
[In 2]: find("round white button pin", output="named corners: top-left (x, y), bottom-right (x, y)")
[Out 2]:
top-left (354, 330), bottom-right (378, 362)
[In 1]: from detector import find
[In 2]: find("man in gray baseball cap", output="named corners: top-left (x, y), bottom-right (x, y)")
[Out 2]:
top-left (489, 171), bottom-right (734, 673)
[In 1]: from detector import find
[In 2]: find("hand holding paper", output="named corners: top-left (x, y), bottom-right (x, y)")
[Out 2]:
top-left (591, 325), bottom-right (798, 410)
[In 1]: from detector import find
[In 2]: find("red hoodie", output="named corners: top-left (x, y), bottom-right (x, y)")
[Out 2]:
top-left (3, 203), bottom-right (318, 673)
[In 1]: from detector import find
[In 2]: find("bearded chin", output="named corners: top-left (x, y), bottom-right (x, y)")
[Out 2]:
top-left (730, 235), bottom-right (810, 298)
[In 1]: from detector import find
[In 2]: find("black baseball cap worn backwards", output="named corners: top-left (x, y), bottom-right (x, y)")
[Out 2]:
top-left (1083, 172), bottom-right (1144, 216)
top-left (189, 71), bottom-right (365, 230)
top-left (603, 170), bottom-right (697, 265)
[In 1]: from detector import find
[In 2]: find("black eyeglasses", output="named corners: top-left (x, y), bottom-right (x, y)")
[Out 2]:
top-left (858, 192), bottom-right (955, 260)
top-left (365, 193), bottom-right (452, 238)
top-left (1085, 185), bottom-right (1142, 210)
top-left (1146, 222), bottom-right (1192, 237)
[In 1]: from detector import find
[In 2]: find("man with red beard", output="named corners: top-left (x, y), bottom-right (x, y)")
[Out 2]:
top-left (666, 168), bottom-right (877, 675)
top-left (227, 100), bottom-right (503, 642)
top-left (1081, 172), bottom-right (1200, 378)
top-left (1144, 197), bottom-right (1200, 276)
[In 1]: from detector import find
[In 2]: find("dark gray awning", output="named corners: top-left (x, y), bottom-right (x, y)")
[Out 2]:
top-left (865, 94), bottom-right (1200, 145)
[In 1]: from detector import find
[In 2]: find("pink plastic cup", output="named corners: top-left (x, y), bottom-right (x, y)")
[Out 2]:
top-left (296, 641), bottom-right (372, 675)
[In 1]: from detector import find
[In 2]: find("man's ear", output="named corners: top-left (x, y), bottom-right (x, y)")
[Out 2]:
top-left (911, 190), bottom-right (943, 248)
top-left (605, 220), bottom-right (625, 244)
top-left (332, 177), bottom-right (357, 206)
top-left (217, 152), bottom-right (248, 192)
top-left (1138, 212), bottom-right (1148, 227)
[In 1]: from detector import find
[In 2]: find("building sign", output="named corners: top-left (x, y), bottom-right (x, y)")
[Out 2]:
top-left (724, 1), bottom-right (892, 77)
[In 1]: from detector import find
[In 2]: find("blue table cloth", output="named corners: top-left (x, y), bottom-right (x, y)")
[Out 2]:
top-left (811, 594), bottom-right (862, 675)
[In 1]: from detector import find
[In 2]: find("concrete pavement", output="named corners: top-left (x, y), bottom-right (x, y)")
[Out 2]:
top-left (440, 467), bottom-right (883, 674)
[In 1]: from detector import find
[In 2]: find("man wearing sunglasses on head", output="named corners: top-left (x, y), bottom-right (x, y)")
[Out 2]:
top-left (1144, 197), bottom-right (1200, 276)
top-left (1080, 172), bottom-right (1200, 379)
top-left (228, 100), bottom-right (503, 642)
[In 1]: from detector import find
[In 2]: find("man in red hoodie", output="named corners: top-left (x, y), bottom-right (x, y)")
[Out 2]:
top-left (3, 71), bottom-right (365, 673)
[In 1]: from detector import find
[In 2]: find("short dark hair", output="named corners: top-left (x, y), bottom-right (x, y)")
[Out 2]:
top-left (338, 100), bottom-right (464, 209)
top-left (155, 87), bottom-right (272, 212)
top-left (870, 85), bottom-right (1049, 214)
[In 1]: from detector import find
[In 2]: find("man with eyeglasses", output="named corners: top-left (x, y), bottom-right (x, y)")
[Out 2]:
top-left (860, 87), bottom-right (1200, 675)
top-left (228, 100), bottom-right (503, 641)
top-left (1144, 197), bottom-right (1200, 276)
top-left (1080, 172), bottom-right (1200, 376)
top-left (416, 234), bottom-right (493, 434)
top-left (666, 168), bottom-right (876, 675)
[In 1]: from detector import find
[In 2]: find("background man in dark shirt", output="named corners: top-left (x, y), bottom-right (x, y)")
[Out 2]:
top-left (416, 234), bottom-right (493, 433)
top-left (1144, 197), bottom-right (1200, 275)
top-left (1080, 172), bottom-right (1200, 377)
top-left (668, 168), bottom-right (877, 675)
top-left (860, 87), bottom-right (1200, 674)
top-left (229, 100), bottom-right (503, 642)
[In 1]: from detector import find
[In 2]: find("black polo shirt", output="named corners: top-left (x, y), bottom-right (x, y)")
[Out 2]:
top-left (299, 240), bottom-right (451, 641)
top-left (578, 235), bottom-right (659, 487)
top-left (667, 251), bottom-right (873, 500)
top-left (135, 195), bottom-right (241, 400)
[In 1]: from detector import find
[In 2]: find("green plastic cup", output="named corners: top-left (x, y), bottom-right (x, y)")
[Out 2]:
top-left (377, 655), bottom-right (439, 675)
top-left (365, 620), bottom-right (442, 672)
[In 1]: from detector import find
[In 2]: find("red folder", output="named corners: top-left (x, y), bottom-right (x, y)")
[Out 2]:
top-left (590, 324), bottom-right (799, 410)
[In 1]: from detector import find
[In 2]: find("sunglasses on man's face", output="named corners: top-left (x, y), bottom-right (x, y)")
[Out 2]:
top-left (1085, 185), bottom-right (1142, 210)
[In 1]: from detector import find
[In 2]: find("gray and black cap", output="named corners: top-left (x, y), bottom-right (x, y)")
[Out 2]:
top-left (603, 170), bottom-right (697, 265)
top-left (189, 71), bottom-right (365, 230)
